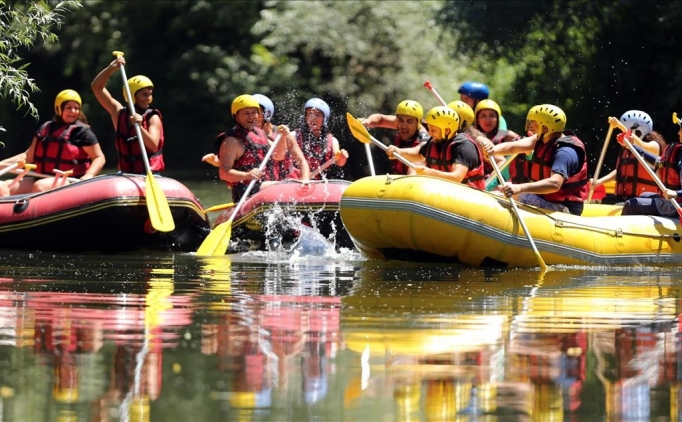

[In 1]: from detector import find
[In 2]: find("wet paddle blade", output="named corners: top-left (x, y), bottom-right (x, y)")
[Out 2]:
top-left (346, 112), bottom-right (372, 144)
top-left (146, 173), bottom-right (175, 232)
top-left (196, 219), bottom-right (232, 256)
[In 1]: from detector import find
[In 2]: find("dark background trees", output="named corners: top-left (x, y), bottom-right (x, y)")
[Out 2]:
top-left (2, 0), bottom-right (681, 179)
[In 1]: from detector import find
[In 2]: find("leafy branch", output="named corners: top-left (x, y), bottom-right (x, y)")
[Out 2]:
top-left (0, 0), bottom-right (82, 121)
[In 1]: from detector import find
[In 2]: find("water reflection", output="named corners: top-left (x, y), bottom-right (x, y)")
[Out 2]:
top-left (0, 249), bottom-right (681, 420)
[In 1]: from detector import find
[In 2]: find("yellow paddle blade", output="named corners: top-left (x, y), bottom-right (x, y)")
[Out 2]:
top-left (145, 174), bottom-right (175, 232)
top-left (346, 112), bottom-right (372, 144)
top-left (196, 220), bottom-right (232, 256)
top-left (204, 202), bottom-right (235, 213)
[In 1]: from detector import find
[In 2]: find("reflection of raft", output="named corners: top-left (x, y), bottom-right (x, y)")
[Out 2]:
top-left (339, 175), bottom-right (682, 267)
top-left (214, 179), bottom-right (354, 250)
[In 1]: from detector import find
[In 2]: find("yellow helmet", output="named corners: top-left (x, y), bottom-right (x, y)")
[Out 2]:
top-left (474, 99), bottom-right (502, 118)
top-left (122, 75), bottom-right (154, 104)
top-left (447, 100), bottom-right (474, 131)
top-left (425, 106), bottom-right (460, 137)
top-left (231, 94), bottom-right (260, 117)
top-left (54, 89), bottom-right (82, 115)
top-left (527, 104), bottom-right (566, 134)
top-left (395, 100), bottom-right (423, 121)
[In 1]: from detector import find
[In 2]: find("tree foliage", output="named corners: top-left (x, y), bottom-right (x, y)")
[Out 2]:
top-left (0, 0), bottom-right (81, 119)
top-left (0, 0), bottom-right (680, 177)
top-left (439, 0), bottom-right (682, 172)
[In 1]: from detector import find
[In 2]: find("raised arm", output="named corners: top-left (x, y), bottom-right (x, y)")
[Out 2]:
top-left (91, 57), bottom-right (125, 128)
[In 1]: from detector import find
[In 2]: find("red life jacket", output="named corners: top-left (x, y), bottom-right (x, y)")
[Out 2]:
top-left (295, 128), bottom-right (334, 178)
top-left (615, 148), bottom-right (658, 198)
top-left (658, 142), bottom-right (682, 193)
top-left (116, 107), bottom-right (165, 173)
top-left (33, 121), bottom-right (91, 177)
top-left (528, 132), bottom-right (588, 202)
top-left (216, 126), bottom-right (280, 188)
top-left (392, 131), bottom-right (429, 175)
top-left (424, 133), bottom-right (486, 190)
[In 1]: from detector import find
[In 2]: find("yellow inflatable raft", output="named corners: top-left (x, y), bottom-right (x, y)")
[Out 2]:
top-left (339, 175), bottom-right (682, 268)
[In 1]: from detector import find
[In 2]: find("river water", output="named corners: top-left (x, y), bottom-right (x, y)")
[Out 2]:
top-left (0, 177), bottom-right (681, 421)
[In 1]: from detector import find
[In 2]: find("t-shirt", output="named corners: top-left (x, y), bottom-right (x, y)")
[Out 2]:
top-left (551, 144), bottom-right (584, 215)
top-left (35, 122), bottom-right (99, 147)
top-left (419, 134), bottom-right (480, 171)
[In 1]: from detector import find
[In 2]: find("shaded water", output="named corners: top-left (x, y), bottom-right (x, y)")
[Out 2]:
top-left (0, 178), bottom-right (681, 421)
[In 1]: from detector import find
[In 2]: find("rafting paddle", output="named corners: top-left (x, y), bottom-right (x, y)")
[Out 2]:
top-left (610, 116), bottom-right (682, 223)
top-left (481, 142), bottom-right (547, 271)
top-left (113, 51), bottom-right (174, 232)
top-left (346, 112), bottom-right (416, 170)
top-left (423, 81), bottom-right (447, 106)
top-left (586, 123), bottom-right (615, 202)
top-left (311, 155), bottom-right (338, 179)
top-left (0, 160), bottom-right (23, 178)
top-left (204, 202), bottom-right (235, 213)
top-left (197, 132), bottom-right (285, 256)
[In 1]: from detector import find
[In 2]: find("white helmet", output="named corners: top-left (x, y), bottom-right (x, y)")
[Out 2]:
top-left (620, 110), bottom-right (653, 138)
top-left (252, 94), bottom-right (274, 122)
top-left (304, 98), bottom-right (330, 125)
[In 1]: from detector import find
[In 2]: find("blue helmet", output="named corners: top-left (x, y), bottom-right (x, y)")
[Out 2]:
top-left (304, 98), bottom-right (330, 125)
top-left (457, 81), bottom-right (490, 100)
top-left (252, 94), bottom-right (274, 122)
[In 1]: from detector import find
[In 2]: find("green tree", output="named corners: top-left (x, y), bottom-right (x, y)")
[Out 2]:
top-left (439, 0), bottom-right (682, 173)
top-left (0, 0), bottom-right (82, 119)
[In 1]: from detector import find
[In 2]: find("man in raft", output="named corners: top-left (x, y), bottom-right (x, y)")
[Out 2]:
top-left (385, 106), bottom-right (486, 189)
top-left (482, 104), bottom-right (589, 215)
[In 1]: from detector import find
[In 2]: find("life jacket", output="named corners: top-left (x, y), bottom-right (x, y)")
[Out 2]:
top-left (424, 133), bottom-right (486, 190)
top-left (658, 142), bottom-right (682, 194)
top-left (295, 128), bottom-right (334, 179)
top-left (214, 126), bottom-right (280, 188)
top-left (392, 130), bottom-right (429, 175)
top-left (33, 121), bottom-right (91, 177)
top-left (116, 107), bottom-right (165, 173)
top-left (483, 129), bottom-right (510, 176)
top-left (274, 131), bottom-right (300, 180)
top-left (528, 132), bottom-right (588, 202)
top-left (614, 148), bottom-right (658, 198)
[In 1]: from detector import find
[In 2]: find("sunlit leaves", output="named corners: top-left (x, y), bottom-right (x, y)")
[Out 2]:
top-left (0, 0), bottom-right (82, 119)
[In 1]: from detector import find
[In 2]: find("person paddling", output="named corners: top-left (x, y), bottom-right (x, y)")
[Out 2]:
top-left (621, 113), bottom-right (680, 217)
top-left (203, 93), bottom-right (310, 180)
top-left (289, 98), bottom-right (348, 180)
top-left (589, 110), bottom-right (665, 204)
top-left (360, 100), bottom-right (429, 175)
top-left (0, 89), bottom-right (105, 194)
top-left (91, 56), bottom-right (165, 174)
top-left (216, 94), bottom-right (289, 202)
top-left (385, 106), bottom-right (486, 188)
top-left (482, 104), bottom-right (589, 215)
top-left (473, 99), bottom-right (527, 185)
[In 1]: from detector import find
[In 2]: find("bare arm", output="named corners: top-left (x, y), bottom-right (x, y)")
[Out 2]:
top-left (91, 57), bottom-right (125, 129)
top-left (592, 169), bottom-right (616, 186)
top-left (361, 113), bottom-right (398, 130)
top-left (419, 163), bottom-right (469, 183)
top-left (331, 137), bottom-right (348, 167)
top-left (505, 172), bottom-right (566, 196)
top-left (287, 136), bottom-right (310, 180)
top-left (491, 134), bottom-right (539, 155)
top-left (633, 138), bottom-right (660, 155)
top-left (218, 136), bottom-right (248, 183)
top-left (132, 113), bottom-right (162, 152)
top-left (81, 144), bottom-right (106, 180)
